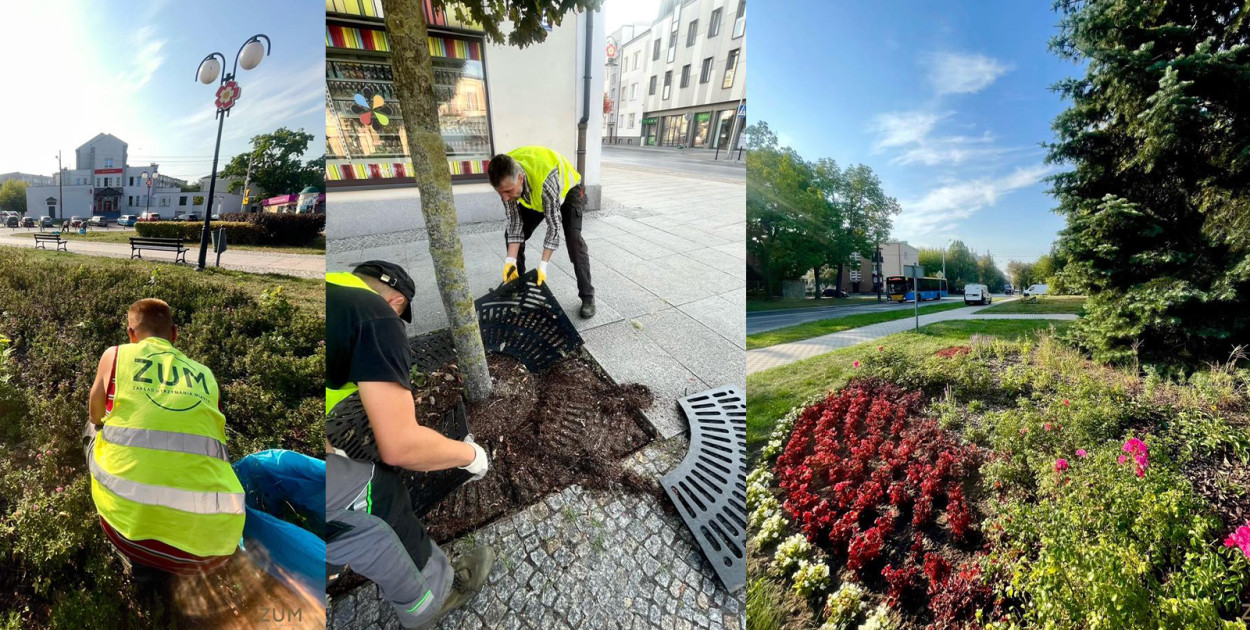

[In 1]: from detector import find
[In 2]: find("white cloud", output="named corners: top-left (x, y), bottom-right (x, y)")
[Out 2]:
top-left (117, 26), bottom-right (166, 89)
top-left (927, 52), bottom-right (1011, 95)
top-left (870, 110), bottom-right (949, 150)
top-left (893, 164), bottom-right (1053, 238)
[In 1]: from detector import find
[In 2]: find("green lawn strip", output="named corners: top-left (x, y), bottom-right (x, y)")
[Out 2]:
top-left (745, 319), bottom-right (1072, 452)
top-left (0, 247), bottom-right (325, 316)
top-left (11, 230), bottom-right (326, 255)
top-left (746, 295), bottom-right (880, 312)
top-left (746, 301), bottom-right (968, 350)
top-left (979, 295), bottom-right (1086, 314)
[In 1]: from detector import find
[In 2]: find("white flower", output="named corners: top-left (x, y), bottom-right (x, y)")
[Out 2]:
top-left (771, 533), bottom-right (811, 577)
top-left (859, 603), bottom-right (896, 630)
top-left (792, 560), bottom-right (830, 598)
top-left (819, 582), bottom-right (865, 629)
top-left (752, 512), bottom-right (788, 547)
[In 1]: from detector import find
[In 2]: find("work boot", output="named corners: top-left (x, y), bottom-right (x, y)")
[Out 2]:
top-left (579, 299), bottom-right (596, 319)
top-left (429, 546), bottom-right (495, 624)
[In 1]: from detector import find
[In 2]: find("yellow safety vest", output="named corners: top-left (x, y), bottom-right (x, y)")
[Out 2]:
top-left (509, 146), bottom-right (580, 214)
top-left (325, 272), bottom-right (379, 416)
top-left (89, 336), bottom-right (244, 557)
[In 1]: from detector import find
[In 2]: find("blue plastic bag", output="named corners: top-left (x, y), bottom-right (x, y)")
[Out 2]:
top-left (233, 450), bottom-right (326, 597)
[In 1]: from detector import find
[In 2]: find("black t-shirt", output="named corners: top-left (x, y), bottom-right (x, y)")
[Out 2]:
top-left (327, 281), bottom-right (411, 391)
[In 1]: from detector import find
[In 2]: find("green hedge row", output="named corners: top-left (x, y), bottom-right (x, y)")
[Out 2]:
top-left (220, 213), bottom-right (325, 246)
top-left (134, 221), bottom-right (265, 245)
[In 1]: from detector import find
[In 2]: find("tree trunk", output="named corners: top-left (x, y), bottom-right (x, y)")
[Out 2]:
top-left (812, 266), bottom-right (822, 300)
top-left (383, 0), bottom-right (492, 402)
top-left (837, 263), bottom-right (845, 295)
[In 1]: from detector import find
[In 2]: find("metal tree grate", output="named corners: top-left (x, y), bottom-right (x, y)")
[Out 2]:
top-left (410, 329), bottom-right (458, 373)
top-left (475, 270), bottom-right (583, 373)
top-left (326, 392), bottom-right (473, 517)
top-left (662, 386), bottom-right (747, 592)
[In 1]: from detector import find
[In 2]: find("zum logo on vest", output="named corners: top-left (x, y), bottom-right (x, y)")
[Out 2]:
top-left (130, 351), bottom-right (214, 412)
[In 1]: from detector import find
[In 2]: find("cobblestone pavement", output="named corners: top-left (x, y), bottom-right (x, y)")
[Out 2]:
top-left (328, 438), bottom-right (745, 629)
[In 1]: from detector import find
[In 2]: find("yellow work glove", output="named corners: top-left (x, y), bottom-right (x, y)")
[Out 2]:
top-left (503, 257), bottom-right (519, 283)
top-left (536, 260), bottom-right (548, 286)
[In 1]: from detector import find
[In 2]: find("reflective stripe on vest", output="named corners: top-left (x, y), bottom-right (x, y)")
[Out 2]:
top-left (509, 146), bottom-right (580, 214)
top-left (100, 424), bottom-right (229, 461)
top-left (89, 451), bottom-right (245, 515)
top-left (326, 272), bottom-right (377, 416)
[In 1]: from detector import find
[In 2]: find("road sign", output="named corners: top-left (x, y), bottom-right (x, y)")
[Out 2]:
top-left (737, 103), bottom-right (746, 118)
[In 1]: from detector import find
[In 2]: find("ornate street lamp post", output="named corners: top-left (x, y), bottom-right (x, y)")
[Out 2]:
top-left (194, 34), bottom-right (270, 270)
top-left (141, 169), bottom-right (156, 219)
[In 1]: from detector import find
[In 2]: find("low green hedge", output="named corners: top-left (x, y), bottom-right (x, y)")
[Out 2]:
top-left (220, 213), bottom-right (325, 246)
top-left (134, 221), bottom-right (265, 245)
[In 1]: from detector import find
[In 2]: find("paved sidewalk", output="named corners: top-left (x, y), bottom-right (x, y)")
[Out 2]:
top-left (0, 230), bottom-right (324, 278)
top-left (328, 162), bottom-right (746, 439)
top-left (746, 303), bottom-right (1079, 374)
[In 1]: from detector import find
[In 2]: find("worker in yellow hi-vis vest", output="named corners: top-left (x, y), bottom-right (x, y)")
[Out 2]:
top-left (85, 298), bottom-right (245, 590)
top-left (489, 146), bottom-right (597, 319)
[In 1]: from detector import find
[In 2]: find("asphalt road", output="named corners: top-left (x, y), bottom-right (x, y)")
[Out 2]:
top-left (602, 145), bottom-right (746, 181)
top-left (747, 294), bottom-right (1009, 334)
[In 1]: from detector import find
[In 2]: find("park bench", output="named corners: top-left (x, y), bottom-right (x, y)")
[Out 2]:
top-left (33, 233), bottom-right (67, 252)
top-left (129, 237), bottom-right (188, 264)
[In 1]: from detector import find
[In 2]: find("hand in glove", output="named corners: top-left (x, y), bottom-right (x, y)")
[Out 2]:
top-left (536, 260), bottom-right (548, 286)
top-left (503, 257), bottom-right (519, 283)
top-left (459, 434), bottom-right (489, 481)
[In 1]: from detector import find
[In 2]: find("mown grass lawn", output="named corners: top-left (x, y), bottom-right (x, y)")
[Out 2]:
top-left (11, 229), bottom-right (326, 255)
top-left (746, 319), bottom-right (1072, 450)
top-left (746, 295), bottom-right (881, 312)
top-left (746, 301), bottom-right (969, 349)
top-left (979, 294), bottom-right (1086, 314)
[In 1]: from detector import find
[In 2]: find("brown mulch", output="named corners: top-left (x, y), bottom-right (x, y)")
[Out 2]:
top-left (417, 353), bottom-right (657, 542)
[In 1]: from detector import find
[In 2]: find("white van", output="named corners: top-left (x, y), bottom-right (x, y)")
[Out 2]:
top-left (1023, 284), bottom-right (1049, 297)
top-left (964, 284), bottom-right (991, 306)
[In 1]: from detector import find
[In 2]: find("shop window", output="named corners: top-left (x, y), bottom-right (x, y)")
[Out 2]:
top-left (649, 75), bottom-right (657, 95)
top-left (692, 112), bottom-right (711, 147)
top-left (680, 64), bottom-right (691, 88)
top-left (734, 0), bottom-right (746, 38)
top-left (662, 71), bottom-right (672, 100)
top-left (687, 20), bottom-right (698, 46)
top-left (709, 8), bottom-right (722, 37)
top-left (723, 49), bottom-right (740, 89)
top-left (701, 57), bottom-right (713, 83)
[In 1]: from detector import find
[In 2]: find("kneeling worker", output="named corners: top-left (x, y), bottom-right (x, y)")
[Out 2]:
top-left (326, 261), bottom-right (493, 629)
top-left (86, 298), bottom-right (245, 577)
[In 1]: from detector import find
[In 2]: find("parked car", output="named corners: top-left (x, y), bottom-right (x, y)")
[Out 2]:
top-left (89, 216), bottom-right (110, 227)
top-left (821, 288), bottom-right (849, 298)
top-left (139, 212), bottom-right (163, 222)
top-left (69, 216), bottom-right (84, 227)
top-left (3, 216), bottom-right (18, 228)
top-left (181, 213), bottom-right (203, 222)
top-left (117, 215), bottom-right (137, 227)
top-left (39, 216), bottom-right (53, 227)
top-left (1003, 283), bottom-right (1013, 295)
top-left (964, 283), bottom-right (992, 306)
top-left (1023, 284), bottom-right (1049, 297)
top-left (20, 217), bottom-right (35, 228)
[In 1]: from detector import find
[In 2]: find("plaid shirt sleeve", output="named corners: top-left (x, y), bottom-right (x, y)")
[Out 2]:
top-left (504, 197), bottom-right (524, 244)
top-left (540, 169), bottom-right (562, 252)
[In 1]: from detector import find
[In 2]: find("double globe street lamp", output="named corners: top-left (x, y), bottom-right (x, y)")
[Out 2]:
top-left (140, 169), bottom-right (156, 220)
top-left (194, 34), bottom-right (270, 271)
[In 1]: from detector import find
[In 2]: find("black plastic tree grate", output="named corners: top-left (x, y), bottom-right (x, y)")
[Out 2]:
top-left (410, 329), bottom-right (458, 373)
top-left (327, 392), bottom-right (472, 517)
top-left (475, 270), bottom-right (583, 373)
top-left (662, 386), bottom-right (747, 592)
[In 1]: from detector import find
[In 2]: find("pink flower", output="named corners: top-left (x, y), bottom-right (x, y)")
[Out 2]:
top-left (853, 360), bottom-right (861, 369)
top-left (55, 487), bottom-right (63, 493)
top-left (1044, 423), bottom-right (1053, 432)
top-left (1117, 455), bottom-right (1128, 465)
top-left (877, 346), bottom-right (884, 352)
top-left (1062, 399), bottom-right (1070, 406)
top-left (1224, 525), bottom-right (1250, 558)
top-left (32, 505), bottom-right (38, 510)
top-left (1055, 458), bottom-right (1069, 472)
top-left (1019, 427), bottom-right (1028, 435)
top-left (1076, 449), bottom-right (1088, 458)
top-left (35, 453), bottom-right (41, 459)
top-left (1123, 438), bottom-right (1148, 455)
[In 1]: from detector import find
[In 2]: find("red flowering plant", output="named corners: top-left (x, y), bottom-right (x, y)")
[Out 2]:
top-left (775, 378), bottom-right (997, 622)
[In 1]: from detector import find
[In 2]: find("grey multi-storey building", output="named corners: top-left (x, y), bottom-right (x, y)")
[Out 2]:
top-left (604, 0), bottom-right (746, 151)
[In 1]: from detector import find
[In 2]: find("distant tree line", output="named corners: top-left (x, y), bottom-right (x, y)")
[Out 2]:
top-left (917, 241), bottom-right (1008, 293)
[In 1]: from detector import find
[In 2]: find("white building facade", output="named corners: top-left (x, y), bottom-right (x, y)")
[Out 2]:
top-left (23, 133), bottom-right (241, 220)
top-left (604, 0), bottom-right (746, 151)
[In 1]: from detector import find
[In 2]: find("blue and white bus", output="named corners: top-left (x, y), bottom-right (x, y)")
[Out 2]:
top-left (885, 276), bottom-right (948, 303)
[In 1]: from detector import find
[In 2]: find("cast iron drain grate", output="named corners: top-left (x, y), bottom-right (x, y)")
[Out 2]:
top-left (662, 385), bottom-right (747, 592)
top-left (410, 329), bottom-right (458, 372)
top-left (326, 392), bottom-right (472, 517)
top-left (475, 270), bottom-right (583, 373)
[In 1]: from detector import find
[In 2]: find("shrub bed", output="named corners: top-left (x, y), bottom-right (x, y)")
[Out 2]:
top-left (220, 213), bottom-right (325, 246)
top-left (0, 248), bottom-right (324, 626)
top-left (134, 220), bottom-right (265, 245)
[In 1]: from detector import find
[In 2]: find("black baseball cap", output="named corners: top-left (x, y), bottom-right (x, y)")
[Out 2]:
top-left (353, 260), bottom-right (415, 323)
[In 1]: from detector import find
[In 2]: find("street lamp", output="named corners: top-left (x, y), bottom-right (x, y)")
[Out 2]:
top-left (141, 169), bottom-right (155, 219)
top-left (194, 34), bottom-right (270, 270)
top-left (942, 238), bottom-right (953, 284)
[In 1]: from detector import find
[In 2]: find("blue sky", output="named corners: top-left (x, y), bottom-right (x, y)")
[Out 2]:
top-left (0, 0), bottom-right (323, 182)
top-left (749, 0), bottom-right (1081, 269)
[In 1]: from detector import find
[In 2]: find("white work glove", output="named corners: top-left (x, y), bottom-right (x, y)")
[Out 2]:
top-left (459, 434), bottom-right (489, 481)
